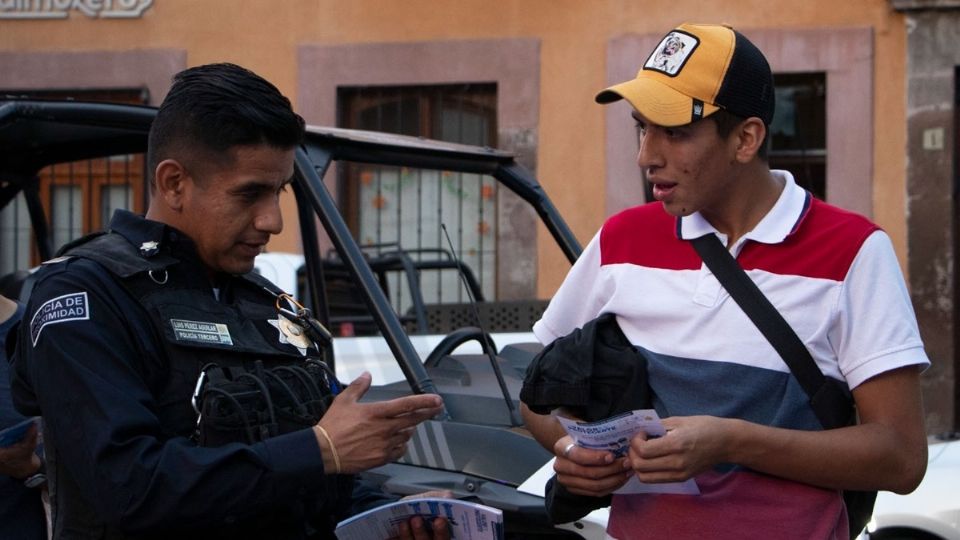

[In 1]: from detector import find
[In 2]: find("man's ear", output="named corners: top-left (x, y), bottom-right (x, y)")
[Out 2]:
top-left (734, 118), bottom-right (767, 163)
top-left (153, 159), bottom-right (189, 212)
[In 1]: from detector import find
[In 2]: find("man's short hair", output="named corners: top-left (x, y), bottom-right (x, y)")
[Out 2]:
top-left (708, 108), bottom-right (769, 160)
top-left (147, 63), bottom-right (305, 180)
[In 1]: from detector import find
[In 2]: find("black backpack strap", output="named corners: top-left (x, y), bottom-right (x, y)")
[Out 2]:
top-left (690, 234), bottom-right (852, 429)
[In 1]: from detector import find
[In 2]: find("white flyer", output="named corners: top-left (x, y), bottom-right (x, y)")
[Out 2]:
top-left (557, 409), bottom-right (700, 495)
top-left (335, 497), bottom-right (504, 540)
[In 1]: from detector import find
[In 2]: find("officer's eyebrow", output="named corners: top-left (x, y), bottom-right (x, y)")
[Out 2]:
top-left (229, 177), bottom-right (291, 197)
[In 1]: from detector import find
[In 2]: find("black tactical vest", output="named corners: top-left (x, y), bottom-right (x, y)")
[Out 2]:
top-left (47, 231), bottom-right (352, 540)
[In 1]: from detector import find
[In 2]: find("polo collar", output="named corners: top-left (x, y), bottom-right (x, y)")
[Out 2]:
top-left (677, 169), bottom-right (811, 246)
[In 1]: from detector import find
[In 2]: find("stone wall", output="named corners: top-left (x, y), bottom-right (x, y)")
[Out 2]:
top-left (894, 1), bottom-right (960, 433)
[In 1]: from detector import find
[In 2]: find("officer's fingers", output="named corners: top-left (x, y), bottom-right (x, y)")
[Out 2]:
top-left (335, 372), bottom-right (372, 404)
top-left (396, 517), bottom-right (414, 540)
top-left (388, 406), bottom-right (444, 432)
top-left (397, 515), bottom-right (433, 540)
top-left (375, 393), bottom-right (444, 419)
top-left (432, 517), bottom-right (451, 540)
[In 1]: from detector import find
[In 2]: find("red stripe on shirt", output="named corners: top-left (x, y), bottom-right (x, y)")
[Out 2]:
top-left (739, 198), bottom-right (879, 281)
top-left (600, 203), bottom-right (701, 270)
top-left (600, 199), bottom-right (879, 281)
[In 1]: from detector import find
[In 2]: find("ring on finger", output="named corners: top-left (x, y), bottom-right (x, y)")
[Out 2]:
top-left (562, 442), bottom-right (576, 458)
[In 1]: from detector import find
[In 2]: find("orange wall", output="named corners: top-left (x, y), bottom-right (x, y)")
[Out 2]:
top-left (0, 0), bottom-right (908, 296)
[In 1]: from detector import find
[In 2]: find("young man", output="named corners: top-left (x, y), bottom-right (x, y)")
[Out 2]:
top-left (521, 23), bottom-right (929, 539)
top-left (12, 63), bottom-right (447, 540)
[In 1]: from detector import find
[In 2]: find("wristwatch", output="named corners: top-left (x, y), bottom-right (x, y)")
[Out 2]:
top-left (22, 460), bottom-right (46, 489)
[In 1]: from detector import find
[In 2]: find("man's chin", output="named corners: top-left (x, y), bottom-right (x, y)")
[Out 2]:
top-left (659, 201), bottom-right (695, 217)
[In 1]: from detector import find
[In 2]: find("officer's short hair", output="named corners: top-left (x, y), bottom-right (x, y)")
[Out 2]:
top-left (147, 63), bottom-right (305, 183)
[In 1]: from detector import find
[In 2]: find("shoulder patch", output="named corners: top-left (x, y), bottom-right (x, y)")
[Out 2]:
top-left (30, 292), bottom-right (90, 346)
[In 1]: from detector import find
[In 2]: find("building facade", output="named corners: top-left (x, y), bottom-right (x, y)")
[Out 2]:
top-left (0, 0), bottom-right (956, 433)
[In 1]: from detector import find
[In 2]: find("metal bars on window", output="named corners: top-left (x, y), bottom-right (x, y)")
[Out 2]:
top-left (337, 84), bottom-right (498, 317)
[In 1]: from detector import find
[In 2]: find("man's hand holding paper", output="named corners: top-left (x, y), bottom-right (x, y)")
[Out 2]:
top-left (628, 415), bottom-right (731, 485)
top-left (551, 434), bottom-right (633, 498)
top-left (557, 410), bottom-right (700, 496)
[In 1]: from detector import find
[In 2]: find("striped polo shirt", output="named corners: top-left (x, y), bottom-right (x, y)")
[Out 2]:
top-left (534, 170), bottom-right (929, 540)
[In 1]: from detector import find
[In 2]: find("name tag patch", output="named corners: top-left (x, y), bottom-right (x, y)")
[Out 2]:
top-left (30, 292), bottom-right (90, 346)
top-left (171, 319), bottom-right (233, 346)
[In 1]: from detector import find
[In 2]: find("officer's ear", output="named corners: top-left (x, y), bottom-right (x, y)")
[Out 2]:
top-left (153, 159), bottom-right (190, 212)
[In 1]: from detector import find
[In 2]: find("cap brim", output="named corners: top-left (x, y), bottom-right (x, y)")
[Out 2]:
top-left (595, 76), bottom-right (719, 127)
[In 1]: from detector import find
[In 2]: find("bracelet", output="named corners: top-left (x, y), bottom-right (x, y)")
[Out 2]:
top-left (314, 425), bottom-right (341, 474)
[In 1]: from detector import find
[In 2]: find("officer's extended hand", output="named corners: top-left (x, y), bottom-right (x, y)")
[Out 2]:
top-left (552, 435), bottom-right (631, 497)
top-left (315, 372), bottom-right (444, 474)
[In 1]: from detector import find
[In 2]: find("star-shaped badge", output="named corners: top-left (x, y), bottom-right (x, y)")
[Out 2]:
top-left (268, 316), bottom-right (313, 356)
top-left (139, 240), bottom-right (160, 257)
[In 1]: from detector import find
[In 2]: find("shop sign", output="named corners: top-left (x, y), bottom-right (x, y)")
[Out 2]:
top-left (0, 0), bottom-right (153, 19)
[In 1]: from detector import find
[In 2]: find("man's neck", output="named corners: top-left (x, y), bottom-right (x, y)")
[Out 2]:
top-left (700, 165), bottom-right (784, 248)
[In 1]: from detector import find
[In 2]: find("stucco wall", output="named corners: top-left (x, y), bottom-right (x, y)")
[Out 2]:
top-left (7, 2), bottom-right (945, 429)
top-left (0, 0), bottom-right (910, 289)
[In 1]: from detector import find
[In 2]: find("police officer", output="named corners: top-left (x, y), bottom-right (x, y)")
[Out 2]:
top-left (11, 63), bottom-right (449, 539)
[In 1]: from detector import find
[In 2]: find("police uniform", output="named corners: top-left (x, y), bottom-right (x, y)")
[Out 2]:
top-left (11, 210), bottom-right (380, 539)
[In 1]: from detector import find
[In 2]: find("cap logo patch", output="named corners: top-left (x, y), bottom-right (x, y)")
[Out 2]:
top-left (30, 292), bottom-right (89, 346)
top-left (692, 99), bottom-right (705, 121)
top-left (644, 30), bottom-right (699, 77)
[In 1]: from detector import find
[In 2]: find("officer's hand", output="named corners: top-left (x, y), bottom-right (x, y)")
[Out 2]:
top-left (396, 515), bottom-right (451, 540)
top-left (0, 424), bottom-right (41, 479)
top-left (552, 435), bottom-right (631, 497)
top-left (395, 490), bottom-right (454, 540)
top-left (315, 372), bottom-right (444, 474)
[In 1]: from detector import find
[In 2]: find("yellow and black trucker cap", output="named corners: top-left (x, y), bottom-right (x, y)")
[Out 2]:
top-left (596, 23), bottom-right (775, 127)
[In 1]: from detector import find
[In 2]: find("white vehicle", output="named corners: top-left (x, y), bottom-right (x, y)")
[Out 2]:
top-left (255, 251), bottom-right (541, 384)
top-left (863, 433), bottom-right (960, 540)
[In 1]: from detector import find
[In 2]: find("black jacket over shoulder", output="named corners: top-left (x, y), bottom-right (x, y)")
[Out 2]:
top-left (521, 313), bottom-right (652, 422)
top-left (520, 313), bottom-right (653, 524)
